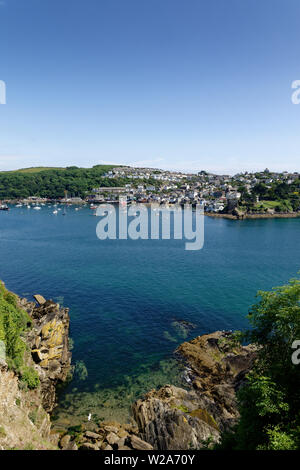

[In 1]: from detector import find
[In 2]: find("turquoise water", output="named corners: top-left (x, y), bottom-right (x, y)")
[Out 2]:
top-left (0, 205), bottom-right (300, 425)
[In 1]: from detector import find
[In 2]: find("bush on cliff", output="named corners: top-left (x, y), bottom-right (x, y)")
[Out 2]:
top-left (20, 366), bottom-right (40, 390)
top-left (218, 277), bottom-right (300, 450)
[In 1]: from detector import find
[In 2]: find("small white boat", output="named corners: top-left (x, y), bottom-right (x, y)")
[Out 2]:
top-left (33, 206), bottom-right (41, 210)
top-left (27, 205), bottom-right (31, 209)
top-left (15, 204), bottom-right (22, 207)
top-left (53, 210), bottom-right (58, 214)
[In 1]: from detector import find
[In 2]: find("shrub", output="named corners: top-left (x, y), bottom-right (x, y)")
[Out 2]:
top-left (21, 367), bottom-right (40, 390)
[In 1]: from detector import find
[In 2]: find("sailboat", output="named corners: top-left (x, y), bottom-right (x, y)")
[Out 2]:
top-left (0, 202), bottom-right (9, 211)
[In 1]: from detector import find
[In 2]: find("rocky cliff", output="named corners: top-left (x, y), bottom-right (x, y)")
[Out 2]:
top-left (0, 290), bottom-right (71, 450)
top-left (132, 331), bottom-right (257, 450)
top-left (20, 296), bottom-right (72, 413)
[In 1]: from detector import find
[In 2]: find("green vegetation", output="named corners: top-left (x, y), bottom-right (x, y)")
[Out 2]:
top-left (20, 366), bottom-right (40, 390)
top-left (0, 165), bottom-right (128, 199)
top-left (0, 282), bottom-right (32, 370)
top-left (238, 178), bottom-right (300, 213)
top-left (217, 277), bottom-right (300, 450)
top-left (171, 404), bottom-right (190, 413)
top-left (0, 282), bottom-right (39, 389)
top-left (217, 331), bottom-right (243, 351)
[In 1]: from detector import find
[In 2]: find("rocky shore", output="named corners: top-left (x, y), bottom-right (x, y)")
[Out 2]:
top-left (206, 211), bottom-right (300, 220)
top-left (132, 331), bottom-right (257, 449)
top-left (0, 290), bottom-right (257, 451)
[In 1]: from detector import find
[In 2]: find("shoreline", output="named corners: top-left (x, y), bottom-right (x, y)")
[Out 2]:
top-left (2, 199), bottom-right (300, 220)
top-left (205, 212), bottom-right (300, 220)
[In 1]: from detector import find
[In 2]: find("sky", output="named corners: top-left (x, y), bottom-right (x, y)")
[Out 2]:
top-left (0, 0), bottom-right (300, 174)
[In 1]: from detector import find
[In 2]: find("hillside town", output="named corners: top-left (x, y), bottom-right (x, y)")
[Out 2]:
top-left (1, 166), bottom-right (300, 216)
top-left (86, 167), bottom-right (300, 215)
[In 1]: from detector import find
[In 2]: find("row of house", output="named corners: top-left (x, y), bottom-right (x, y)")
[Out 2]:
top-left (87, 167), bottom-right (299, 213)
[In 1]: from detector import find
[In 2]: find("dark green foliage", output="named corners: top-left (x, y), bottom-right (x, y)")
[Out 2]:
top-left (244, 179), bottom-right (300, 213)
top-left (0, 165), bottom-right (131, 199)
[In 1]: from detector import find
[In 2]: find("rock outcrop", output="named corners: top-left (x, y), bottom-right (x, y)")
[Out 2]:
top-left (59, 421), bottom-right (153, 451)
top-left (19, 297), bottom-right (72, 412)
top-left (133, 331), bottom-right (257, 449)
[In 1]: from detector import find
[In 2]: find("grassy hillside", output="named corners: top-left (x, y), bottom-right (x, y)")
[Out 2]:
top-left (0, 167), bottom-right (66, 174)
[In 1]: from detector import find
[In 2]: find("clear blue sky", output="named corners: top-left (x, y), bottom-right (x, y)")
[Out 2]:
top-left (0, 0), bottom-right (300, 174)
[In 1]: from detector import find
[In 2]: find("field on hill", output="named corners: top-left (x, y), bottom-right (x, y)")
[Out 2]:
top-left (1, 167), bottom-right (65, 174)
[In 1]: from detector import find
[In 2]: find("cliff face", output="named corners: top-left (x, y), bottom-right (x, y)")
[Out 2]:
top-left (0, 359), bottom-right (55, 450)
top-left (132, 331), bottom-right (257, 450)
top-left (20, 297), bottom-right (72, 413)
top-left (0, 292), bottom-right (71, 450)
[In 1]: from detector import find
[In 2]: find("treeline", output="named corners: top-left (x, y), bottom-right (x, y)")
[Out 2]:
top-left (0, 165), bottom-right (131, 199)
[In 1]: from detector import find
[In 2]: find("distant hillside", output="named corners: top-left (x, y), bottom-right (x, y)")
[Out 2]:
top-left (0, 165), bottom-right (126, 199)
top-left (1, 167), bottom-right (65, 174)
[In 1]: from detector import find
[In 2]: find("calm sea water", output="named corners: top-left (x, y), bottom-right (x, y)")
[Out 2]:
top-left (1, 205), bottom-right (300, 425)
